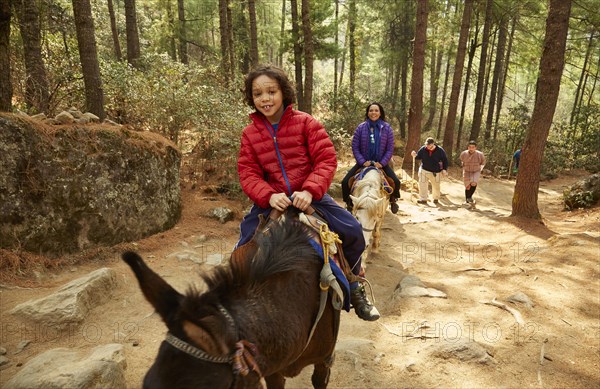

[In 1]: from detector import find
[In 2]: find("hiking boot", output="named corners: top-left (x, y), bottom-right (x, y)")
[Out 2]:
top-left (417, 199), bottom-right (428, 204)
top-left (466, 198), bottom-right (473, 203)
top-left (351, 285), bottom-right (380, 321)
top-left (390, 201), bottom-right (399, 214)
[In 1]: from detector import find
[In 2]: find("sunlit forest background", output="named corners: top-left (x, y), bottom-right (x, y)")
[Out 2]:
top-left (2, 0), bottom-right (598, 180)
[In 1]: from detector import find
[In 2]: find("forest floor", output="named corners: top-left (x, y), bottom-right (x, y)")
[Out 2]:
top-left (1, 166), bottom-right (599, 388)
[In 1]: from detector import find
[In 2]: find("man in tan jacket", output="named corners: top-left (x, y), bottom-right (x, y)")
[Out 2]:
top-left (459, 140), bottom-right (486, 205)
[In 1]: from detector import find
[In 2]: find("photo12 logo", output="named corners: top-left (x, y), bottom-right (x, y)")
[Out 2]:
top-left (399, 242), bottom-right (540, 264)
top-left (397, 321), bottom-right (541, 344)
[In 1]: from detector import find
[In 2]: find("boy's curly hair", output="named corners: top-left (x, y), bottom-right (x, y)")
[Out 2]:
top-left (243, 65), bottom-right (297, 109)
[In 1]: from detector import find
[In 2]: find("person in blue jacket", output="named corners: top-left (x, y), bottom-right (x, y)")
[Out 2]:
top-left (513, 149), bottom-right (522, 174)
top-left (341, 102), bottom-right (401, 214)
top-left (410, 137), bottom-right (448, 204)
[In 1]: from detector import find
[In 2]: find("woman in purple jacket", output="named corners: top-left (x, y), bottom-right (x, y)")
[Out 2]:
top-left (342, 102), bottom-right (401, 214)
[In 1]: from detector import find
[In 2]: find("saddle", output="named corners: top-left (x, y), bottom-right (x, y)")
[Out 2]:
top-left (349, 166), bottom-right (395, 196)
top-left (231, 206), bottom-right (361, 312)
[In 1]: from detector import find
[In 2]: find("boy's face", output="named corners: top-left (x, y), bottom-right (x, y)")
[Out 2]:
top-left (468, 144), bottom-right (477, 153)
top-left (252, 75), bottom-right (284, 124)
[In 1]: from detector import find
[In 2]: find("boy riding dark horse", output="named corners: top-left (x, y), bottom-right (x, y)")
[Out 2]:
top-left (235, 65), bottom-right (379, 322)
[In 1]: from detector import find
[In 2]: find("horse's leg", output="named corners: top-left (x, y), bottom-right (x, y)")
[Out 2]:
top-left (371, 221), bottom-right (381, 253)
top-left (264, 373), bottom-right (286, 389)
top-left (311, 353), bottom-right (335, 389)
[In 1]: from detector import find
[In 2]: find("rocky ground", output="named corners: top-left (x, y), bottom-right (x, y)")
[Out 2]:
top-left (1, 167), bottom-right (599, 388)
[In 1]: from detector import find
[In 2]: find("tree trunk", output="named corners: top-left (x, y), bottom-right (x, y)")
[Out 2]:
top-left (457, 8), bottom-right (479, 151)
top-left (107, 0), bottom-right (122, 60)
top-left (587, 53), bottom-right (599, 106)
top-left (239, 1), bottom-right (250, 74)
top-left (290, 0), bottom-right (303, 109)
top-left (511, 0), bottom-right (571, 219)
top-left (424, 41), bottom-right (440, 131)
top-left (436, 46), bottom-right (451, 140)
top-left (442, 0), bottom-right (473, 162)
top-left (218, 0), bottom-right (231, 80)
top-left (333, 0), bottom-right (339, 111)
top-left (226, 1), bottom-right (235, 79)
top-left (14, 0), bottom-right (49, 113)
top-left (248, 0), bottom-right (259, 67)
top-left (391, 55), bottom-right (402, 128)
top-left (124, 0), bottom-right (141, 66)
top-left (469, 0), bottom-right (492, 142)
top-left (0, 0), bottom-right (11, 111)
top-left (399, 52), bottom-right (408, 139)
top-left (385, 65), bottom-right (391, 99)
top-left (494, 15), bottom-right (516, 133)
top-left (482, 27), bottom-right (497, 141)
top-left (177, 0), bottom-right (188, 64)
top-left (397, 0), bottom-right (413, 140)
top-left (279, 0), bottom-right (286, 67)
top-left (403, 0), bottom-right (428, 170)
top-left (570, 30), bottom-right (594, 125)
top-left (486, 15), bottom-right (508, 141)
top-left (72, 0), bottom-right (106, 120)
top-left (166, 0), bottom-right (177, 61)
top-left (301, 0), bottom-right (313, 113)
top-left (348, 0), bottom-right (357, 98)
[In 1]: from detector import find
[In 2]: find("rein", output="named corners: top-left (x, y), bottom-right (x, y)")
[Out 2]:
top-left (163, 303), bottom-right (262, 379)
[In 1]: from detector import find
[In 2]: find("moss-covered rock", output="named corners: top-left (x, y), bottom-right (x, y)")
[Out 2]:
top-left (563, 173), bottom-right (600, 210)
top-left (0, 114), bottom-right (181, 256)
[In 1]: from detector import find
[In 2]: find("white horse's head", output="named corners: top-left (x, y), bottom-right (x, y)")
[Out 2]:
top-left (350, 169), bottom-right (389, 257)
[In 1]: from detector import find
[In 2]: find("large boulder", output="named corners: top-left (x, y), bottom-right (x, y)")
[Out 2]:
top-left (0, 114), bottom-right (181, 255)
top-left (4, 344), bottom-right (126, 389)
top-left (563, 173), bottom-right (600, 210)
top-left (10, 268), bottom-right (117, 328)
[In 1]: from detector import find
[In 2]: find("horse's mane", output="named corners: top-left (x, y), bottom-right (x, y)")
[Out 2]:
top-left (184, 217), bottom-right (320, 308)
top-left (353, 170), bottom-right (385, 218)
top-left (353, 169), bottom-right (382, 196)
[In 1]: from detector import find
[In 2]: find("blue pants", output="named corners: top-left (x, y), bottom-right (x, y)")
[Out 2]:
top-left (235, 194), bottom-right (365, 276)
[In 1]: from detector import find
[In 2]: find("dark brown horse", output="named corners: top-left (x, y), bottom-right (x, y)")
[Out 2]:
top-left (123, 217), bottom-right (341, 389)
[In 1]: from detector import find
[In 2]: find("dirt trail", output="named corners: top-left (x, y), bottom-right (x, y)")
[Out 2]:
top-left (1, 169), bottom-right (599, 388)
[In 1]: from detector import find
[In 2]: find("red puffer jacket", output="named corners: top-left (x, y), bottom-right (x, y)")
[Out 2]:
top-left (238, 105), bottom-right (337, 208)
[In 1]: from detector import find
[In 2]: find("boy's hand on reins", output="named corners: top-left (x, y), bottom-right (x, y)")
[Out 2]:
top-left (291, 190), bottom-right (313, 211)
top-left (269, 193), bottom-right (292, 211)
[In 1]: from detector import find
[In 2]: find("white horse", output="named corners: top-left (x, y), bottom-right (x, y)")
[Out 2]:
top-left (349, 168), bottom-right (390, 256)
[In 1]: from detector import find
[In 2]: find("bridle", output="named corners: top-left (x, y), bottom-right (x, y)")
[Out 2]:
top-left (163, 303), bottom-right (262, 379)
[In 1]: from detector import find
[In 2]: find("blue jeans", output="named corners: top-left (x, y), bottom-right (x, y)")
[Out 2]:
top-left (235, 194), bottom-right (365, 276)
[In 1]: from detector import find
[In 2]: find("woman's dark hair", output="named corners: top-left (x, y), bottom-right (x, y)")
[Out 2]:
top-left (364, 102), bottom-right (386, 122)
top-left (243, 65), bottom-right (297, 108)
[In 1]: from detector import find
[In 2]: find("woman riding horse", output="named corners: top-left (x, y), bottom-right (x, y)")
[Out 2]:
top-left (342, 102), bottom-right (401, 214)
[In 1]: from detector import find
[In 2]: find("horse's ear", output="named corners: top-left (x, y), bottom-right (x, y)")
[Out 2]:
top-left (122, 251), bottom-right (183, 325)
top-left (349, 195), bottom-right (359, 204)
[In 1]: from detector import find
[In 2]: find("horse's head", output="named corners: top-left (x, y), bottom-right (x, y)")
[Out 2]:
top-left (350, 169), bottom-right (389, 254)
top-left (122, 252), bottom-right (239, 389)
top-left (350, 194), bottom-right (387, 251)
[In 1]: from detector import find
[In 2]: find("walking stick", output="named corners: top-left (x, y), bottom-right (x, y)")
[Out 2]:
top-left (411, 155), bottom-right (416, 199)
